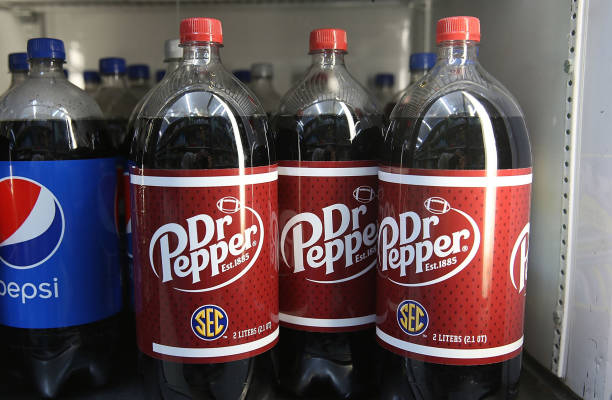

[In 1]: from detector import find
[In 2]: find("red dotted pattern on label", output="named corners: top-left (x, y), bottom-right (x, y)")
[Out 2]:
top-left (131, 166), bottom-right (278, 363)
top-left (279, 161), bottom-right (377, 332)
top-left (376, 168), bottom-right (531, 365)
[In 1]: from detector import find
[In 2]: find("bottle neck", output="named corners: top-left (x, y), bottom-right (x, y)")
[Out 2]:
top-left (9, 71), bottom-right (28, 88)
top-left (166, 59), bottom-right (180, 73)
top-left (101, 73), bottom-right (128, 88)
top-left (182, 42), bottom-right (222, 66)
top-left (251, 76), bottom-right (273, 86)
top-left (129, 77), bottom-right (149, 87)
top-left (310, 49), bottom-right (347, 68)
top-left (376, 85), bottom-right (394, 93)
top-left (29, 59), bottom-right (65, 79)
top-left (409, 69), bottom-right (429, 84)
top-left (437, 40), bottom-right (479, 65)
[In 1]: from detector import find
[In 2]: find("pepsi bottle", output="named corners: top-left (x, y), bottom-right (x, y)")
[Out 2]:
top-left (272, 28), bottom-right (383, 398)
top-left (93, 57), bottom-right (139, 149)
top-left (130, 18), bottom-right (278, 400)
top-left (233, 69), bottom-right (251, 84)
top-left (126, 39), bottom-right (182, 151)
top-left (373, 73), bottom-right (395, 107)
top-left (407, 52), bottom-right (437, 84)
top-left (4, 53), bottom-right (29, 93)
top-left (94, 57), bottom-right (139, 326)
top-left (378, 17), bottom-right (532, 399)
top-left (84, 70), bottom-right (101, 94)
top-left (384, 52), bottom-right (436, 118)
top-left (249, 63), bottom-right (281, 115)
top-left (0, 38), bottom-right (122, 398)
top-left (127, 64), bottom-right (151, 101)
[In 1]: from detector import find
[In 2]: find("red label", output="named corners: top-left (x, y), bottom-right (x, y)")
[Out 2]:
top-left (279, 161), bottom-right (377, 332)
top-left (131, 165), bottom-right (278, 363)
top-left (376, 167), bottom-right (532, 365)
top-left (123, 168), bottom-right (132, 257)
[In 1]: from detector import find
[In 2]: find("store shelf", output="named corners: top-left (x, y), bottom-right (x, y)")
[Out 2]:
top-left (5, 353), bottom-right (580, 399)
top-left (0, 0), bottom-right (606, 396)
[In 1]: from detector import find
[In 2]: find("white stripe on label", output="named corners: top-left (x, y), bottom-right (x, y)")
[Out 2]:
top-left (280, 313), bottom-right (376, 327)
top-left (131, 171), bottom-right (278, 187)
top-left (376, 327), bottom-right (523, 359)
top-left (278, 166), bottom-right (378, 177)
top-left (378, 171), bottom-right (532, 187)
top-left (152, 327), bottom-right (279, 358)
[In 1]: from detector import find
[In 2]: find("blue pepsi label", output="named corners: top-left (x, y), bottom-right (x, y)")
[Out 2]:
top-left (0, 159), bottom-right (122, 328)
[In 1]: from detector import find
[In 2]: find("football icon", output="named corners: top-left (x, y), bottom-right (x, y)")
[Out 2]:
top-left (424, 197), bottom-right (451, 215)
top-left (217, 196), bottom-right (241, 213)
top-left (353, 186), bottom-right (376, 204)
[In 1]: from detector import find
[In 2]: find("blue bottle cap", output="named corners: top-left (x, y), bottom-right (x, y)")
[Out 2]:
top-left (8, 53), bottom-right (28, 72)
top-left (83, 70), bottom-right (101, 83)
top-left (99, 57), bottom-right (126, 75)
top-left (410, 52), bottom-right (437, 71)
top-left (27, 38), bottom-right (66, 60)
top-left (233, 69), bottom-right (251, 84)
top-left (156, 69), bottom-right (166, 82)
top-left (127, 64), bottom-right (150, 80)
top-left (375, 73), bottom-right (395, 87)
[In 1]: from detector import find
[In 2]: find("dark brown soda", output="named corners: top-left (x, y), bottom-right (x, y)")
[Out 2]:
top-left (133, 116), bottom-right (272, 169)
top-left (272, 112), bottom-right (382, 399)
top-left (131, 114), bottom-right (275, 400)
top-left (105, 118), bottom-right (129, 151)
top-left (378, 92), bottom-right (531, 400)
top-left (384, 102), bottom-right (397, 121)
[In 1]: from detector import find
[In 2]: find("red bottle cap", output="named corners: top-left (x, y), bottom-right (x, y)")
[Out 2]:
top-left (309, 28), bottom-right (348, 52)
top-left (180, 18), bottom-right (223, 44)
top-left (436, 16), bottom-right (480, 43)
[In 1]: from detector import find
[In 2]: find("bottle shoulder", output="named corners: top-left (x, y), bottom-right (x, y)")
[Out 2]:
top-left (278, 65), bottom-right (381, 117)
top-left (0, 78), bottom-right (103, 120)
top-left (138, 64), bottom-right (265, 119)
top-left (93, 86), bottom-right (139, 119)
top-left (384, 63), bottom-right (531, 170)
top-left (272, 67), bottom-right (384, 162)
top-left (130, 64), bottom-right (273, 169)
top-left (393, 62), bottom-right (524, 120)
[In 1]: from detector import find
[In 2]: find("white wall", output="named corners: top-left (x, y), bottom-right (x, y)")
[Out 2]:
top-left (0, 9), bottom-right (41, 91)
top-left (33, 3), bottom-right (416, 95)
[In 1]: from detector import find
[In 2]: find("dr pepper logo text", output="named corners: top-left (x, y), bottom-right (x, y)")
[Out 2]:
top-left (148, 196), bottom-right (263, 292)
top-left (379, 196), bottom-right (480, 287)
top-left (280, 185), bottom-right (377, 283)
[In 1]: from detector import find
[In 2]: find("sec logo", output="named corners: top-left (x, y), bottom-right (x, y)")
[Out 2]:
top-left (397, 299), bottom-right (428, 336)
top-left (191, 304), bottom-right (228, 341)
top-left (0, 177), bottom-right (65, 269)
